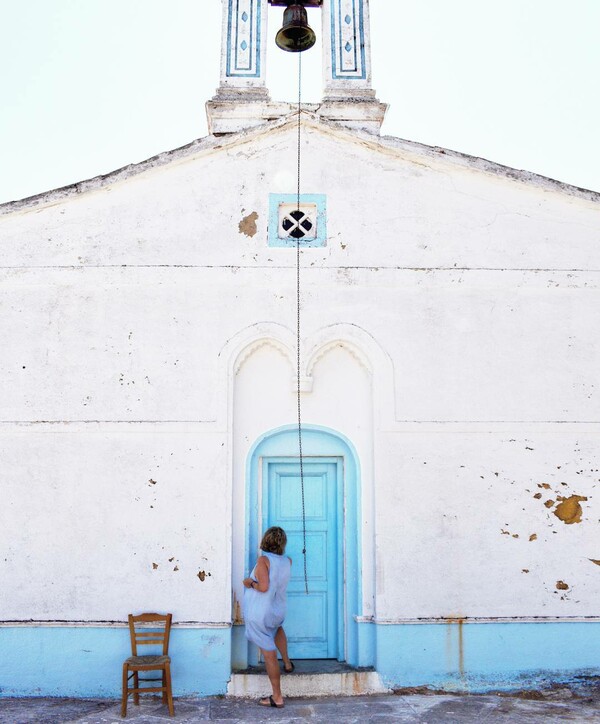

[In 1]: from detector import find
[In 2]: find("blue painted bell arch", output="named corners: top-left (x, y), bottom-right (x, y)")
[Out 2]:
top-left (246, 424), bottom-right (362, 665)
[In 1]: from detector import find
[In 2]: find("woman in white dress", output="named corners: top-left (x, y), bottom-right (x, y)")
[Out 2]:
top-left (243, 526), bottom-right (293, 708)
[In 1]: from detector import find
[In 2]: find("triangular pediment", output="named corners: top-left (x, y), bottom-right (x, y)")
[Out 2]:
top-left (1, 112), bottom-right (598, 217)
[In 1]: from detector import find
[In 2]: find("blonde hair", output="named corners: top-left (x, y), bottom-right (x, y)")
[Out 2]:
top-left (260, 526), bottom-right (287, 555)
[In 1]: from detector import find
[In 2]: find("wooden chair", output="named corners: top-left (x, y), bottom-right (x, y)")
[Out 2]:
top-left (121, 613), bottom-right (174, 718)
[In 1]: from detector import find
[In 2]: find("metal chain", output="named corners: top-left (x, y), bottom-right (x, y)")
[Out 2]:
top-left (296, 52), bottom-right (308, 595)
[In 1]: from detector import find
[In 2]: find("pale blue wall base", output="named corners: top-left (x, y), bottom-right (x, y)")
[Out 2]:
top-left (375, 622), bottom-right (600, 692)
top-left (356, 620), bottom-right (376, 667)
top-left (231, 625), bottom-right (247, 671)
top-left (3, 622), bottom-right (598, 697)
top-left (0, 626), bottom-right (230, 697)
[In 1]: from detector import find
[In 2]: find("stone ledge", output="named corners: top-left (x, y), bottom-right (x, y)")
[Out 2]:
top-left (227, 670), bottom-right (390, 697)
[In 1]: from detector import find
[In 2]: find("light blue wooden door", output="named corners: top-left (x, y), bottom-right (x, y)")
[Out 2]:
top-left (263, 458), bottom-right (341, 659)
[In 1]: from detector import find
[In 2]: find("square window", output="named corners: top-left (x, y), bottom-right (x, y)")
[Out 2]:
top-left (279, 203), bottom-right (318, 240)
top-left (269, 193), bottom-right (327, 247)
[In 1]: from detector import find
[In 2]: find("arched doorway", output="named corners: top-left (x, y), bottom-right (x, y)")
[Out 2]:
top-left (245, 424), bottom-right (361, 665)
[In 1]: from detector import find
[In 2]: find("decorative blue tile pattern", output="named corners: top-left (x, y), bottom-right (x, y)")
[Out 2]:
top-left (268, 194), bottom-right (327, 248)
top-left (226, 0), bottom-right (261, 78)
top-left (330, 0), bottom-right (366, 80)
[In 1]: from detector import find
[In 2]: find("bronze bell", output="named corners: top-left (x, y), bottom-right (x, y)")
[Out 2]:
top-left (275, 3), bottom-right (316, 53)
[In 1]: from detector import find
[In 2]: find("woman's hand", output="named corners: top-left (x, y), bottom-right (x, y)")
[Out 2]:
top-left (242, 577), bottom-right (255, 589)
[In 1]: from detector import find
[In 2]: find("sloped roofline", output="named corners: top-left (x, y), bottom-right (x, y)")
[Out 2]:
top-left (1, 112), bottom-right (598, 216)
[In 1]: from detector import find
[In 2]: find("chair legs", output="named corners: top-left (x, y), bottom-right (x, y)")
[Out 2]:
top-left (165, 662), bottom-right (175, 717)
top-left (121, 664), bottom-right (129, 718)
top-left (120, 664), bottom-right (174, 718)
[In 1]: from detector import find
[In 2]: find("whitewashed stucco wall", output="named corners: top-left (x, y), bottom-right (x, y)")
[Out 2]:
top-left (1, 118), bottom-right (599, 626)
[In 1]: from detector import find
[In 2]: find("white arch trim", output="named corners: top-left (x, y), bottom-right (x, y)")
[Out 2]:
top-left (217, 321), bottom-right (397, 430)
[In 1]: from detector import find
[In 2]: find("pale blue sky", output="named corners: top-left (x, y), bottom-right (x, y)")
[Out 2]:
top-left (0, 0), bottom-right (598, 204)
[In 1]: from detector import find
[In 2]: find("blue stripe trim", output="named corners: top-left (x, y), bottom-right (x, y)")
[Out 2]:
top-left (226, 0), bottom-right (262, 79)
top-left (330, 0), bottom-right (367, 81)
top-left (0, 626), bottom-right (230, 697)
top-left (374, 621), bottom-right (600, 692)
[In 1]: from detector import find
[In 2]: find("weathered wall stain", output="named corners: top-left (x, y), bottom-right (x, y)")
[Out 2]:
top-left (589, 559), bottom-right (600, 566)
top-left (444, 617), bottom-right (465, 677)
top-left (197, 570), bottom-right (212, 582)
top-left (232, 592), bottom-right (243, 625)
top-left (238, 211), bottom-right (258, 237)
top-left (556, 580), bottom-right (569, 590)
top-left (458, 618), bottom-right (465, 677)
top-left (553, 495), bottom-right (588, 524)
top-left (529, 533), bottom-right (537, 542)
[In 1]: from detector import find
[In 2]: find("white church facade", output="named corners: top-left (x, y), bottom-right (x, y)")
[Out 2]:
top-left (1, 0), bottom-right (599, 698)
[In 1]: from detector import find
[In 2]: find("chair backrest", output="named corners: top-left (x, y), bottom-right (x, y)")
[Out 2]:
top-left (128, 613), bottom-right (172, 656)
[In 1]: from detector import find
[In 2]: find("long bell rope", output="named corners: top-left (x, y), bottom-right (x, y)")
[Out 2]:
top-left (296, 53), bottom-right (308, 595)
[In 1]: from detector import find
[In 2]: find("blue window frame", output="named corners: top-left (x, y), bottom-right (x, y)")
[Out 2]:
top-left (268, 193), bottom-right (327, 248)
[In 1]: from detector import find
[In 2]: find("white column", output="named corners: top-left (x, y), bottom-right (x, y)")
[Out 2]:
top-left (209, 0), bottom-right (297, 133)
top-left (322, 0), bottom-right (375, 100)
top-left (218, 0), bottom-right (269, 96)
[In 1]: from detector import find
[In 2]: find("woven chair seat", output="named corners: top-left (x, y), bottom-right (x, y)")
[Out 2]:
top-left (125, 654), bottom-right (170, 666)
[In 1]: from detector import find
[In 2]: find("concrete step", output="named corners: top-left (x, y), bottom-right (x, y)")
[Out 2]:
top-left (227, 662), bottom-right (389, 698)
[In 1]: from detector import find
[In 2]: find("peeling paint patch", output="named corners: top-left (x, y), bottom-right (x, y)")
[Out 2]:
top-left (533, 493), bottom-right (542, 499)
top-left (529, 533), bottom-right (537, 542)
top-left (589, 559), bottom-right (600, 566)
top-left (553, 495), bottom-right (588, 524)
top-left (556, 580), bottom-right (569, 590)
top-left (544, 500), bottom-right (555, 509)
top-left (152, 563), bottom-right (158, 570)
top-left (238, 211), bottom-right (258, 237)
top-left (197, 570), bottom-right (212, 582)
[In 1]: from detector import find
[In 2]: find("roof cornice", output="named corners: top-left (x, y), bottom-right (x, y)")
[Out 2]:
top-left (1, 112), bottom-right (598, 216)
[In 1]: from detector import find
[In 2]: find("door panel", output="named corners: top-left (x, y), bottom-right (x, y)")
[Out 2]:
top-left (263, 459), bottom-right (339, 659)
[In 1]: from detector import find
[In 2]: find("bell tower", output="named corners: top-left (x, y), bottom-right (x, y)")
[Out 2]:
top-left (206, 0), bottom-right (387, 135)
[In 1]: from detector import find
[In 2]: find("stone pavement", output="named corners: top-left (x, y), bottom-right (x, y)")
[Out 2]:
top-left (1, 692), bottom-right (600, 724)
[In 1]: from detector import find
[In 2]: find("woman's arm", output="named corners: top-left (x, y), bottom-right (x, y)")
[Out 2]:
top-left (253, 556), bottom-right (270, 592)
top-left (242, 556), bottom-right (270, 593)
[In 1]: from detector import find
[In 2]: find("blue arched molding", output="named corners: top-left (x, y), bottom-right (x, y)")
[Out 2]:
top-left (246, 424), bottom-right (362, 666)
